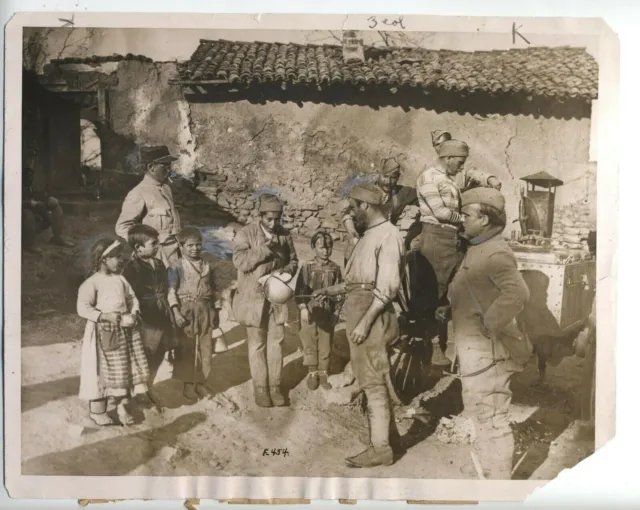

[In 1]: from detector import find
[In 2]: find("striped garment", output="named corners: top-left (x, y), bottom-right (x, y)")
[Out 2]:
top-left (416, 164), bottom-right (494, 226)
top-left (96, 324), bottom-right (149, 398)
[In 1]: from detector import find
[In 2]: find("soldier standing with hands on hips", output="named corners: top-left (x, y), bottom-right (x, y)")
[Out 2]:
top-left (436, 187), bottom-right (530, 479)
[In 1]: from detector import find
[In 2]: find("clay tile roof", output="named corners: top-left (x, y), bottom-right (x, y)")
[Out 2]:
top-left (51, 53), bottom-right (154, 65)
top-left (178, 39), bottom-right (598, 100)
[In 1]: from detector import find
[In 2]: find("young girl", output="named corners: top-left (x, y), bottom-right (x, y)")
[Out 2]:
top-left (77, 238), bottom-right (150, 426)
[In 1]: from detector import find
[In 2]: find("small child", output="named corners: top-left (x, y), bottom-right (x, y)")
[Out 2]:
top-left (294, 231), bottom-right (343, 390)
top-left (168, 227), bottom-right (221, 402)
top-left (122, 225), bottom-right (178, 398)
top-left (77, 238), bottom-right (150, 426)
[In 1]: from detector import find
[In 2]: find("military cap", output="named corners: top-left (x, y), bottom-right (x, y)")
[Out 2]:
top-left (379, 157), bottom-right (402, 177)
top-left (348, 183), bottom-right (384, 205)
top-left (461, 187), bottom-right (505, 212)
top-left (140, 145), bottom-right (178, 165)
top-left (438, 140), bottom-right (470, 158)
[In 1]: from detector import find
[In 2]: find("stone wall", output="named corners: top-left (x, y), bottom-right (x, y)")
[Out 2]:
top-left (188, 98), bottom-right (594, 238)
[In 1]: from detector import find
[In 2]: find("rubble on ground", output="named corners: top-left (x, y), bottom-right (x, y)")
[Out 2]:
top-left (434, 416), bottom-right (476, 444)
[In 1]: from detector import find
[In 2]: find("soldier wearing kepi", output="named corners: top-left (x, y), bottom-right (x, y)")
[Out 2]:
top-left (436, 187), bottom-right (530, 479)
top-left (116, 145), bottom-right (182, 267)
top-left (313, 183), bottom-right (405, 468)
top-left (232, 194), bottom-right (298, 408)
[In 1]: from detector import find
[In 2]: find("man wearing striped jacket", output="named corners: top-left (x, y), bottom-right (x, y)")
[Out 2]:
top-left (416, 139), bottom-right (502, 361)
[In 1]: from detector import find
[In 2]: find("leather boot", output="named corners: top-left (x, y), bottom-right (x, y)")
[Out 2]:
top-left (345, 446), bottom-right (394, 468)
top-left (270, 385), bottom-right (287, 407)
top-left (254, 386), bottom-right (273, 408)
top-left (318, 371), bottom-right (332, 390)
top-left (195, 383), bottom-right (212, 400)
top-left (183, 383), bottom-right (199, 403)
top-left (307, 371), bottom-right (320, 390)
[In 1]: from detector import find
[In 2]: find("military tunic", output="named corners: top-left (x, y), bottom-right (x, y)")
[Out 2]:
top-left (115, 174), bottom-right (181, 266)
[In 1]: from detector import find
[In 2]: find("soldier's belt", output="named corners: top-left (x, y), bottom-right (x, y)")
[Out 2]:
top-left (345, 283), bottom-right (375, 292)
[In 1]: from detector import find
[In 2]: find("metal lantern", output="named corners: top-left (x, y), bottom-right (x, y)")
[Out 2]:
top-left (519, 171), bottom-right (564, 238)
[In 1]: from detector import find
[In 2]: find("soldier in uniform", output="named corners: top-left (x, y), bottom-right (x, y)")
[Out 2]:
top-left (115, 145), bottom-right (181, 267)
top-left (437, 187), bottom-right (530, 479)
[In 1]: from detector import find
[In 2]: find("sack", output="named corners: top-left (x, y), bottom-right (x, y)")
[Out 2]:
top-left (497, 319), bottom-right (533, 367)
top-left (97, 322), bottom-right (123, 352)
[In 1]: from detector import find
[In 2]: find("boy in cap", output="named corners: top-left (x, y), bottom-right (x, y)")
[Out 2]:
top-left (116, 145), bottom-right (182, 267)
top-left (436, 187), bottom-right (530, 479)
top-left (313, 182), bottom-right (405, 468)
top-left (415, 139), bottom-right (502, 365)
top-left (232, 194), bottom-right (298, 407)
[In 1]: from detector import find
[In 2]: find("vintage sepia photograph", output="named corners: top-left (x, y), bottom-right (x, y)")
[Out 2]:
top-left (4, 11), bottom-right (617, 502)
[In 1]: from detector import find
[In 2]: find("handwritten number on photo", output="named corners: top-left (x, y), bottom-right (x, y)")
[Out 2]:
top-left (367, 16), bottom-right (406, 30)
top-left (262, 448), bottom-right (290, 457)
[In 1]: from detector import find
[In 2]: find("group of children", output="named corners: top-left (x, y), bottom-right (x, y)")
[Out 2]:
top-left (78, 225), bottom-right (221, 426)
top-left (77, 224), bottom-right (344, 426)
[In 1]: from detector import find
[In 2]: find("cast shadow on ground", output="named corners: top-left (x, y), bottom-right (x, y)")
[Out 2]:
top-left (509, 372), bottom-right (586, 480)
top-left (22, 375), bottom-right (80, 413)
top-left (21, 412), bottom-right (207, 476)
top-left (149, 313), bottom-right (310, 410)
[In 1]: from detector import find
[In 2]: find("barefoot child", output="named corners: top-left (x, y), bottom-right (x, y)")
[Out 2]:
top-left (294, 231), bottom-right (343, 390)
top-left (168, 227), bottom-right (221, 402)
top-left (77, 238), bottom-right (150, 426)
top-left (122, 225), bottom-right (178, 399)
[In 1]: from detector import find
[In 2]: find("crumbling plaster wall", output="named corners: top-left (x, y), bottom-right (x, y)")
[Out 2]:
top-left (188, 99), bottom-right (593, 237)
top-left (108, 61), bottom-right (198, 175)
top-left (47, 60), bottom-right (199, 176)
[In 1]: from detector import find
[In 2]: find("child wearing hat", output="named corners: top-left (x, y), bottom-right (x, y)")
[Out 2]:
top-left (295, 231), bottom-right (343, 390)
top-left (168, 227), bottom-right (221, 402)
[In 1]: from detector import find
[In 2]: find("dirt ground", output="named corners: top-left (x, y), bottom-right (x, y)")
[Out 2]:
top-left (20, 202), bottom-right (594, 480)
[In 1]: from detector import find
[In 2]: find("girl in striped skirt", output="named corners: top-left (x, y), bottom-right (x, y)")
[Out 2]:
top-left (77, 238), bottom-right (150, 426)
